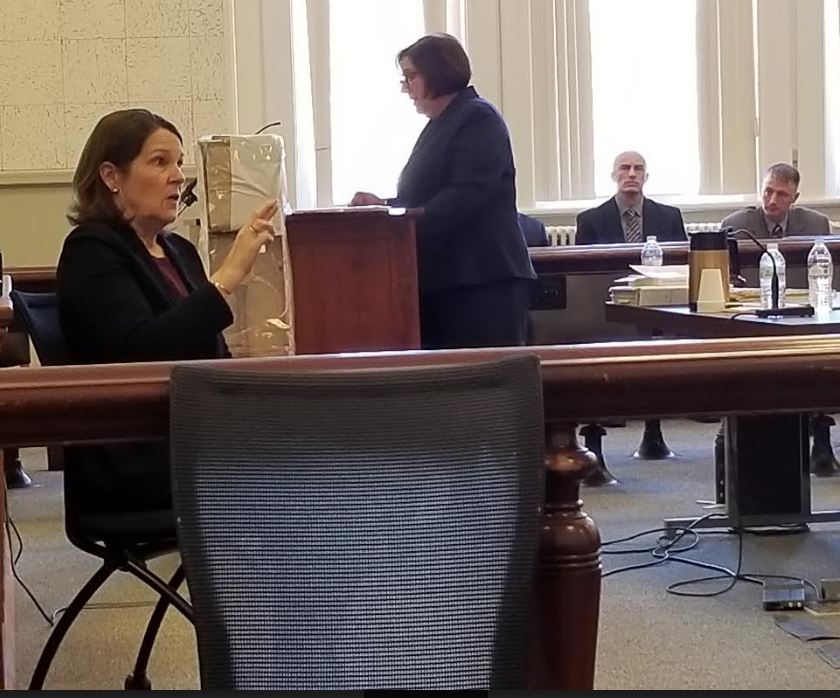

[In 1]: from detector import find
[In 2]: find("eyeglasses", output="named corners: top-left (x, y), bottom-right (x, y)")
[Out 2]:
top-left (399, 70), bottom-right (421, 88)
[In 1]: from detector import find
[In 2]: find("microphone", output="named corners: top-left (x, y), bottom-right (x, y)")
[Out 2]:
top-left (727, 227), bottom-right (812, 318)
top-left (178, 178), bottom-right (198, 218)
top-left (255, 120), bottom-right (282, 134)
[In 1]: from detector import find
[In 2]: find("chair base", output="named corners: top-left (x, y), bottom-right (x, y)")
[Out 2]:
top-left (124, 673), bottom-right (152, 690)
top-left (5, 448), bottom-right (32, 489)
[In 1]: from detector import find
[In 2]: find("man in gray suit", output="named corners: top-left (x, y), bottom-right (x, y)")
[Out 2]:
top-left (721, 162), bottom-right (830, 237)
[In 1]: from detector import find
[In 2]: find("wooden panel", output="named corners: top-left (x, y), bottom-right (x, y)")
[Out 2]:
top-left (286, 209), bottom-right (420, 354)
top-left (0, 450), bottom-right (14, 689)
top-left (531, 237), bottom-right (840, 275)
top-left (5, 341), bottom-right (840, 687)
top-left (4, 336), bottom-right (840, 446)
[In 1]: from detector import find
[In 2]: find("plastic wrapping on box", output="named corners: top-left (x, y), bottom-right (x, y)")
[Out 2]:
top-left (195, 134), bottom-right (294, 357)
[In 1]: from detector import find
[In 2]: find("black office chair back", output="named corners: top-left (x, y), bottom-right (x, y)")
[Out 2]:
top-left (10, 290), bottom-right (70, 366)
top-left (170, 356), bottom-right (545, 690)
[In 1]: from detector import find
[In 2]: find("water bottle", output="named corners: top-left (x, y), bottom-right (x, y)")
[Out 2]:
top-left (807, 240), bottom-right (834, 313)
top-left (759, 243), bottom-right (786, 309)
top-left (641, 235), bottom-right (663, 266)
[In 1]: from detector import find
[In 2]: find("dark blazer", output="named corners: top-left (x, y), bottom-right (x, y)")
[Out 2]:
top-left (575, 197), bottom-right (687, 245)
top-left (391, 86), bottom-right (536, 294)
top-left (518, 212), bottom-right (549, 247)
top-left (720, 205), bottom-right (831, 238)
top-left (56, 219), bottom-right (233, 513)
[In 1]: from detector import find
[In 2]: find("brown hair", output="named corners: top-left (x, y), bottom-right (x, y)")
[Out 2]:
top-left (765, 162), bottom-right (800, 188)
top-left (397, 33), bottom-right (471, 98)
top-left (68, 108), bottom-right (182, 225)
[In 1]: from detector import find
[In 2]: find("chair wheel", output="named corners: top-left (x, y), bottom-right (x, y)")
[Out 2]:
top-left (124, 673), bottom-right (151, 690)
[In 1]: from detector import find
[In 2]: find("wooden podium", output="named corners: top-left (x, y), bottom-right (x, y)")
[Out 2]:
top-left (285, 207), bottom-right (420, 354)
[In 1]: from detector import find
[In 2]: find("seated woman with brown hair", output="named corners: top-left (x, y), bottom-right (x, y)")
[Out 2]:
top-left (57, 108), bottom-right (275, 511)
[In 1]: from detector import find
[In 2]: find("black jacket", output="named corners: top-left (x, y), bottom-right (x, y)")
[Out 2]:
top-left (391, 87), bottom-right (536, 294)
top-left (575, 197), bottom-right (687, 245)
top-left (518, 212), bottom-right (549, 247)
top-left (57, 220), bottom-right (232, 363)
top-left (56, 219), bottom-right (233, 513)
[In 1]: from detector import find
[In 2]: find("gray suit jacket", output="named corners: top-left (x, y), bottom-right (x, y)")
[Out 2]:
top-left (720, 205), bottom-right (830, 238)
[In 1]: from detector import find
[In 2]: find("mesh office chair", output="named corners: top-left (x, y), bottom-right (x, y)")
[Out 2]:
top-left (170, 356), bottom-right (545, 690)
top-left (10, 290), bottom-right (192, 690)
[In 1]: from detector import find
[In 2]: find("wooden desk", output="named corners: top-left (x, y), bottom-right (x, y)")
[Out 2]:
top-left (10, 236), bottom-right (840, 346)
top-left (605, 303), bottom-right (840, 338)
top-left (530, 237), bottom-right (840, 344)
top-left (605, 302), bottom-right (840, 533)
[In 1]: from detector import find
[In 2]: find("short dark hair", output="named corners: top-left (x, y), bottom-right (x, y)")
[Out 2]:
top-left (397, 33), bottom-right (471, 98)
top-left (68, 108), bottom-right (182, 226)
top-left (765, 162), bottom-right (800, 188)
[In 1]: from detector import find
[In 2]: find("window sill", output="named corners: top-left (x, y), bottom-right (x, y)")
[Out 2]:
top-left (527, 194), bottom-right (840, 217)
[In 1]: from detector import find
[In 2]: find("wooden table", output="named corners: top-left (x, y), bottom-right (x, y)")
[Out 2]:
top-left (605, 303), bottom-right (840, 338)
top-left (606, 302), bottom-right (840, 533)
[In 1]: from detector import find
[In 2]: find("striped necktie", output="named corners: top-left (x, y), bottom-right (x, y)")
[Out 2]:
top-left (624, 209), bottom-right (642, 243)
top-left (771, 223), bottom-right (783, 238)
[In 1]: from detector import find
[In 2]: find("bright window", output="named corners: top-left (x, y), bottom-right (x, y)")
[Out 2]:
top-left (589, 0), bottom-right (700, 198)
top-left (329, 0), bottom-right (427, 205)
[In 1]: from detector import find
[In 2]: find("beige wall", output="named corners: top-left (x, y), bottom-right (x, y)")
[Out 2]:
top-left (0, 178), bottom-right (201, 267)
top-left (0, 181), bottom-right (72, 266)
top-left (6, 181), bottom-right (840, 269)
top-left (0, 0), bottom-right (233, 266)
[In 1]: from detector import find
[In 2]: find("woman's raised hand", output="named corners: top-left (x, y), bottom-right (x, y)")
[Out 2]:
top-left (212, 199), bottom-right (278, 293)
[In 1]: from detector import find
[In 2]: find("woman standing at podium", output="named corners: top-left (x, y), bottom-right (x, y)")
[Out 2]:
top-left (351, 33), bottom-right (536, 350)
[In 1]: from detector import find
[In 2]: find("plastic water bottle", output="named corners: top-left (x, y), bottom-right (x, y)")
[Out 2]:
top-left (807, 240), bottom-right (834, 314)
top-left (641, 236), bottom-right (663, 266)
top-left (759, 243), bottom-right (786, 309)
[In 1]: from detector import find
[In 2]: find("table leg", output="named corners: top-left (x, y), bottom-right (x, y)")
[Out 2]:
top-left (4, 449), bottom-right (30, 489)
top-left (633, 419), bottom-right (676, 460)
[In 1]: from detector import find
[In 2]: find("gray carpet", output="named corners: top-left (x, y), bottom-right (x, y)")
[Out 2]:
top-left (10, 420), bottom-right (840, 690)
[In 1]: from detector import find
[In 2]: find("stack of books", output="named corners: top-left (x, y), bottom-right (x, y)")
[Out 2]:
top-left (609, 265), bottom-right (689, 306)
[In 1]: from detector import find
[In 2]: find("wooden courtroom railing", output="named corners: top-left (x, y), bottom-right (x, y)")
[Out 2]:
top-left (4, 337), bottom-right (840, 688)
top-left (529, 237), bottom-right (840, 274)
top-left (12, 238), bottom-right (840, 291)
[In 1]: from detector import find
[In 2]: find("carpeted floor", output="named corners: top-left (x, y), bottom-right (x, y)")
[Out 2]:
top-left (10, 420), bottom-right (840, 690)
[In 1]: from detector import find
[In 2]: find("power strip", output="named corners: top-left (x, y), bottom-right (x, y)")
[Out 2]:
top-left (821, 579), bottom-right (840, 601)
top-left (755, 306), bottom-right (815, 319)
top-left (763, 581), bottom-right (806, 610)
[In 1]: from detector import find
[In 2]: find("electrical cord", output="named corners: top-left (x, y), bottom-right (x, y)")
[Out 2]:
top-left (4, 489), bottom-right (57, 626)
top-left (602, 514), bottom-right (818, 600)
top-left (602, 513), bottom-right (719, 580)
top-left (664, 528), bottom-right (743, 597)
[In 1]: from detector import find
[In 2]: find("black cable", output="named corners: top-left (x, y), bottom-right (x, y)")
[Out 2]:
top-left (9, 512), bottom-right (23, 566)
top-left (602, 514), bottom-right (722, 579)
top-left (602, 515), bottom-right (818, 600)
top-left (255, 120), bottom-right (283, 134)
top-left (741, 573), bottom-right (820, 597)
top-left (4, 488), bottom-right (56, 626)
top-left (665, 528), bottom-right (743, 597)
